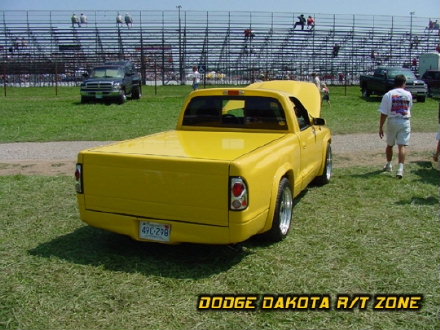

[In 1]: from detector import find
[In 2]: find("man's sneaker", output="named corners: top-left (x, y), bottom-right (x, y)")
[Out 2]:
top-left (383, 163), bottom-right (393, 172)
top-left (396, 168), bottom-right (404, 179)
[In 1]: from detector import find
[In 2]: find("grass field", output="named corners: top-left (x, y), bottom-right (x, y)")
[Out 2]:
top-left (0, 85), bottom-right (439, 329)
top-left (0, 165), bottom-right (439, 329)
top-left (0, 85), bottom-right (438, 142)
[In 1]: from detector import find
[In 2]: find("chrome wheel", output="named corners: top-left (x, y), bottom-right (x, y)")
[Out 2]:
top-left (278, 185), bottom-right (293, 235)
top-left (264, 177), bottom-right (293, 242)
top-left (324, 145), bottom-right (333, 182)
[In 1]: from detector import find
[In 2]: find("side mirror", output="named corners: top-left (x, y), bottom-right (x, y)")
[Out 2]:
top-left (313, 118), bottom-right (326, 126)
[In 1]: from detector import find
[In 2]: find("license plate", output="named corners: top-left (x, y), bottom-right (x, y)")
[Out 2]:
top-left (95, 92), bottom-right (103, 99)
top-left (139, 221), bottom-right (171, 242)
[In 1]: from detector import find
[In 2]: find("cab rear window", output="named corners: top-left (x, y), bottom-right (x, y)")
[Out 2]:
top-left (182, 96), bottom-right (288, 130)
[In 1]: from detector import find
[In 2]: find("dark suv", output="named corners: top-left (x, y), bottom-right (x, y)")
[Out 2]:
top-left (80, 61), bottom-right (142, 104)
top-left (421, 70), bottom-right (440, 97)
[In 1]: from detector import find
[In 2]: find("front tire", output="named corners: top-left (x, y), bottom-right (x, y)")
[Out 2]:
top-left (416, 95), bottom-right (426, 103)
top-left (264, 178), bottom-right (293, 242)
top-left (118, 93), bottom-right (127, 104)
top-left (315, 144), bottom-right (332, 185)
top-left (361, 87), bottom-right (371, 98)
top-left (132, 85), bottom-right (141, 99)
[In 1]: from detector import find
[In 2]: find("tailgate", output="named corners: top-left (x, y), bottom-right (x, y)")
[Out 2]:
top-left (83, 153), bottom-right (229, 226)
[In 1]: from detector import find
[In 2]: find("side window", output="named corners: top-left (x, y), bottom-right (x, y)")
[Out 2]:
top-left (290, 97), bottom-right (311, 130)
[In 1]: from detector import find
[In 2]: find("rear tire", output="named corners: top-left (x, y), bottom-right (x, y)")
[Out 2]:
top-left (263, 178), bottom-right (293, 242)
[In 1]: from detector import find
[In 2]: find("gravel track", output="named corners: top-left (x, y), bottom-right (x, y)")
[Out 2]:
top-left (0, 132), bottom-right (436, 175)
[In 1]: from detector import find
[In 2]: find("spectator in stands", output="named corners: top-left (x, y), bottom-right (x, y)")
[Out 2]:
top-left (13, 38), bottom-right (20, 51)
top-left (428, 19), bottom-right (439, 30)
top-left (71, 13), bottom-right (80, 28)
top-left (411, 57), bottom-right (418, 70)
top-left (410, 36), bottom-right (419, 49)
top-left (116, 13), bottom-right (123, 26)
top-left (192, 66), bottom-right (201, 90)
top-left (293, 14), bottom-right (306, 30)
top-left (338, 72), bottom-right (345, 84)
top-left (307, 16), bottom-right (315, 31)
top-left (332, 43), bottom-right (340, 57)
top-left (80, 13), bottom-right (88, 26)
top-left (125, 13), bottom-right (133, 28)
top-left (436, 44), bottom-right (440, 53)
top-left (244, 29), bottom-right (255, 41)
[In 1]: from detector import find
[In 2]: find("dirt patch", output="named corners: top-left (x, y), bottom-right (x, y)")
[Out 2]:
top-left (0, 160), bottom-right (76, 176)
top-left (0, 134), bottom-right (436, 176)
top-left (0, 151), bottom-right (435, 176)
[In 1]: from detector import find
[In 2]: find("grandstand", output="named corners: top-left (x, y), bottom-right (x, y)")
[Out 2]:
top-left (1, 10), bottom-right (439, 86)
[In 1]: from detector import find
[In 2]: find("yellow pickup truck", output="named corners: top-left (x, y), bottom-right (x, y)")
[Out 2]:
top-left (75, 80), bottom-right (332, 244)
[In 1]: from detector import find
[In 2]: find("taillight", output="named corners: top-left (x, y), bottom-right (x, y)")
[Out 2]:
top-left (230, 177), bottom-right (248, 211)
top-left (75, 164), bottom-right (83, 194)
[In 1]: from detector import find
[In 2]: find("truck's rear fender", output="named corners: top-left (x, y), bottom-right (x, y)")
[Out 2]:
top-left (227, 135), bottom-right (300, 235)
top-left (259, 165), bottom-right (296, 235)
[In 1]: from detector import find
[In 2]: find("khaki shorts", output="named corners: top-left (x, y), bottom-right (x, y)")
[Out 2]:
top-left (386, 117), bottom-right (411, 146)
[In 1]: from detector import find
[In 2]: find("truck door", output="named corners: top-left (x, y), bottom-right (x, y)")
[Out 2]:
top-left (372, 68), bottom-right (387, 93)
top-left (291, 99), bottom-right (322, 188)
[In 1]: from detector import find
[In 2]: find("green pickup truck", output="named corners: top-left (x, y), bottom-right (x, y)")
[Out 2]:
top-left (80, 60), bottom-right (142, 104)
top-left (360, 67), bottom-right (427, 102)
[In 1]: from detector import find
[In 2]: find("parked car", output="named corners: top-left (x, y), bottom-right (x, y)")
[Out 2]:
top-left (80, 60), bottom-right (141, 104)
top-left (75, 80), bottom-right (332, 244)
top-left (421, 70), bottom-right (440, 97)
top-left (360, 67), bottom-right (427, 102)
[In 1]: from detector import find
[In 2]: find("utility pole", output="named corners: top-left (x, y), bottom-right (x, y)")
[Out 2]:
top-left (409, 11), bottom-right (415, 68)
top-left (177, 5), bottom-right (184, 85)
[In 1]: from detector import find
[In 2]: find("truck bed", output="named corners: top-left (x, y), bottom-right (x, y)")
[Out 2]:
top-left (78, 130), bottom-right (285, 227)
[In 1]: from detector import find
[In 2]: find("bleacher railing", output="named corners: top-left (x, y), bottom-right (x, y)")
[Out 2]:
top-left (1, 10), bottom-right (439, 86)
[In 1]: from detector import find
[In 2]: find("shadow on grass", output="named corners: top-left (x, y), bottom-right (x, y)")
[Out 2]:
top-left (409, 161), bottom-right (439, 186)
top-left (29, 190), bottom-right (309, 279)
top-left (395, 196), bottom-right (439, 206)
top-left (29, 225), bottom-right (257, 279)
top-left (73, 100), bottom-right (121, 106)
top-left (349, 169), bottom-right (384, 178)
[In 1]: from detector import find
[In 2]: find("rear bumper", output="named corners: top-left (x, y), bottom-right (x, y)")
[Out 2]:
top-left (78, 202), bottom-right (268, 245)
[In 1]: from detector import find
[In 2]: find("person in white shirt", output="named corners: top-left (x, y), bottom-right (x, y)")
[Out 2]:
top-left (80, 13), bottom-right (87, 26)
top-left (378, 74), bottom-right (413, 179)
top-left (192, 66), bottom-right (201, 90)
top-left (311, 72), bottom-right (320, 89)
